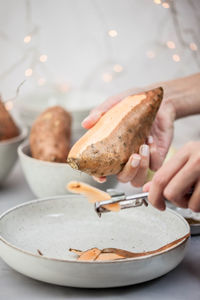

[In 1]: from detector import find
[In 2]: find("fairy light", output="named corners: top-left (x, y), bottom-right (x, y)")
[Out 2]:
top-left (25, 68), bottom-right (33, 77)
top-left (162, 3), bottom-right (170, 8)
top-left (24, 35), bottom-right (31, 43)
top-left (146, 51), bottom-right (155, 59)
top-left (108, 30), bottom-right (118, 37)
top-left (154, 0), bottom-right (161, 4)
top-left (172, 54), bottom-right (180, 62)
top-left (102, 73), bottom-right (112, 82)
top-left (38, 78), bottom-right (46, 86)
top-left (58, 83), bottom-right (70, 93)
top-left (166, 41), bottom-right (176, 49)
top-left (113, 64), bottom-right (123, 72)
top-left (5, 100), bottom-right (14, 111)
top-left (39, 54), bottom-right (48, 62)
top-left (189, 42), bottom-right (198, 51)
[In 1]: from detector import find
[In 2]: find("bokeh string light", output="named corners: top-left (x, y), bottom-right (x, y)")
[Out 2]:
top-left (108, 29), bottom-right (118, 37)
top-left (189, 42), bottom-right (198, 51)
top-left (172, 54), bottom-right (180, 62)
top-left (0, 0), bottom-right (199, 97)
top-left (25, 68), bottom-right (33, 77)
top-left (113, 64), bottom-right (123, 73)
top-left (24, 35), bottom-right (31, 43)
top-left (166, 41), bottom-right (176, 49)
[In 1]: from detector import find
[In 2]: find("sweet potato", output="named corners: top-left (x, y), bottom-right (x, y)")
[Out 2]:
top-left (30, 106), bottom-right (71, 163)
top-left (67, 181), bottom-right (120, 212)
top-left (67, 87), bottom-right (163, 177)
top-left (0, 98), bottom-right (19, 141)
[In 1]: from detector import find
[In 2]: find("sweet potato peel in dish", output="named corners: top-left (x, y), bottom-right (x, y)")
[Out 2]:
top-left (67, 181), bottom-right (120, 212)
top-left (69, 233), bottom-right (190, 261)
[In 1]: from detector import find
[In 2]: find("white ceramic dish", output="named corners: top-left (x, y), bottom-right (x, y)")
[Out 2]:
top-left (18, 142), bottom-right (117, 197)
top-left (0, 195), bottom-right (190, 288)
top-left (0, 127), bottom-right (27, 184)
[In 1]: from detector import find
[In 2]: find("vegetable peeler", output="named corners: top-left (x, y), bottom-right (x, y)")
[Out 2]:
top-left (95, 189), bottom-right (148, 217)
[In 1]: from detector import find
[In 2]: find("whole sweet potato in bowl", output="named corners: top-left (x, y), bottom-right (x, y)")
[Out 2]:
top-left (30, 106), bottom-right (71, 163)
top-left (0, 98), bottom-right (20, 141)
top-left (20, 106), bottom-right (117, 197)
top-left (0, 98), bottom-right (27, 183)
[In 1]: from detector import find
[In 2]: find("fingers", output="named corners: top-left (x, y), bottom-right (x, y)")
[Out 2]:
top-left (148, 136), bottom-right (163, 171)
top-left (117, 154), bottom-right (141, 183)
top-left (148, 148), bottom-right (189, 210)
top-left (143, 181), bottom-right (151, 192)
top-left (82, 111), bottom-right (102, 129)
top-left (162, 159), bottom-right (198, 208)
top-left (82, 88), bottom-right (143, 129)
top-left (131, 145), bottom-right (150, 187)
top-left (188, 181), bottom-right (200, 212)
top-left (82, 97), bottom-right (122, 129)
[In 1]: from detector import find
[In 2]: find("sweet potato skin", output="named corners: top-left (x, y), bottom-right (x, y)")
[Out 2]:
top-left (67, 87), bottom-right (163, 176)
top-left (0, 99), bottom-right (19, 141)
top-left (30, 106), bottom-right (71, 163)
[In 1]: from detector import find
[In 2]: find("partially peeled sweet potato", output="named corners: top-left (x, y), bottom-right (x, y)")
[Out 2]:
top-left (67, 87), bottom-right (163, 177)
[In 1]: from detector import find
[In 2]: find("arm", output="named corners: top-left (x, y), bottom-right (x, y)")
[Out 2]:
top-left (148, 73), bottom-right (200, 119)
top-left (82, 73), bottom-right (200, 129)
top-left (82, 73), bottom-right (200, 186)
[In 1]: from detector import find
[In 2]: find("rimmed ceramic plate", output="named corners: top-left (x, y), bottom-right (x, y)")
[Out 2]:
top-left (0, 195), bottom-right (190, 288)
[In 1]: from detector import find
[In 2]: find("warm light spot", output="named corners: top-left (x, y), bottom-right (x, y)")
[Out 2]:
top-left (102, 73), bottom-right (113, 82)
top-left (166, 41), bottom-right (176, 49)
top-left (162, 2), bottom-right (170, 8)
top-left (172, 54), bottom-right (180, 62)
top-left (38, 78), bottom-right (46, 86)
top-left (154, 0), bottom-right (161, 4)
top-left (25, 68), bottom-right (33, 77)
top-left (5, 101), bottom-right (13, 111)
top-left (146, 51), bottom-right (155, 59)
top-left (39, 54), bottom-right (48, 62)
top-left (108, 30), bottom-right (118, 37)
top-left (58, 83), bottom-right (70, 93)
top-left (189, 42), bottom-right (198, 51)
top-left (24, 35), bottom-right (31, 43)
top-left (113, 64), bottom-right (123, 72)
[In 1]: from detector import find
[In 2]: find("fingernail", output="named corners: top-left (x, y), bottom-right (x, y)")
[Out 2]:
top-left (82, 111), bottom-right (101, 125)
top-left (131, 154), bottom-right (141, 167)
top-left (82, 116), bottom-right (90, 125)
top-left (140, 144), bottom-right (149, 157)
top-left (148, 136), bottom-right (153, 144)
top-left (93, 176), bottom-right (106, 183)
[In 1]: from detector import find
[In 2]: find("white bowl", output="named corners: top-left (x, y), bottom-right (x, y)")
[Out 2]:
top-left (16, 89), bottom-right (105, 130)
top-left (0, 127), bottom-right (27, 184)
top-left (0, 195), bottom-right (190, 288)
top-left (18, 142), bottom-right (117, 198)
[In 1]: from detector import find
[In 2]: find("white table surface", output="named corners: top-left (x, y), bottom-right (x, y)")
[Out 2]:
top-left (0, 115), bottom-right (200, 300)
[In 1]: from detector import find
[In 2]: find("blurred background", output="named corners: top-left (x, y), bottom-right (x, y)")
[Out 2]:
top-left (0, 0), bottom-right (199, 141)
top-left (0, 0), bottom-right (199, 97)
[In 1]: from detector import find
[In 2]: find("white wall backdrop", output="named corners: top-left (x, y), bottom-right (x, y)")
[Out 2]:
top-left (0, 0), bottom-right (199, 102)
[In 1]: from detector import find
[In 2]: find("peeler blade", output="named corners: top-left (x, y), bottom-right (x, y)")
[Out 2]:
top-left (94, 191), bottom-right (149, 217)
